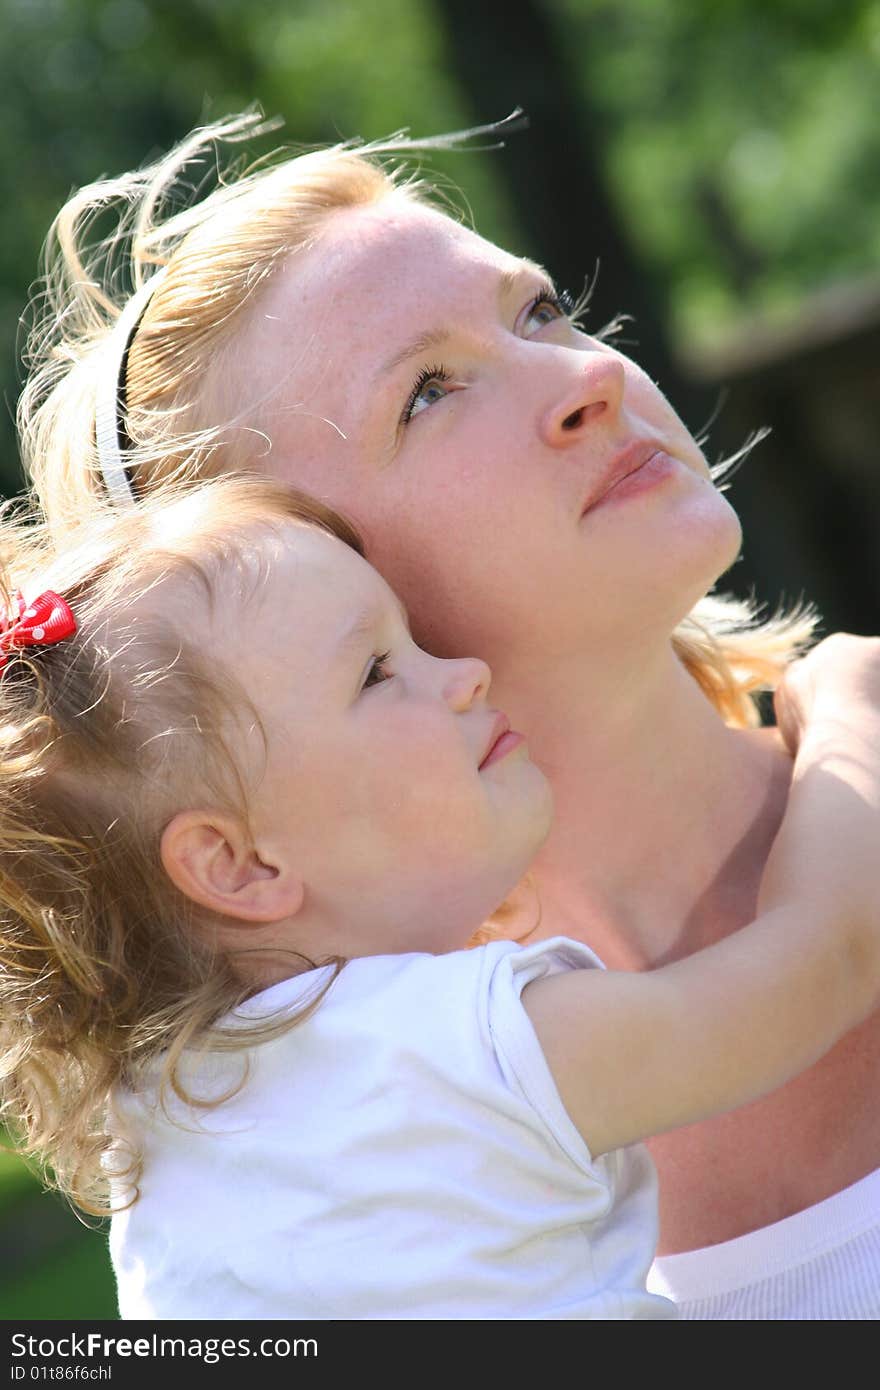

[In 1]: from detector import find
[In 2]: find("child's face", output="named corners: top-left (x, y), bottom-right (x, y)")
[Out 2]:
top-left (213, 525), bottom-right (553, 958)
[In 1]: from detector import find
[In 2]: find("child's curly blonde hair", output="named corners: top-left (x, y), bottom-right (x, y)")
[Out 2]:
top-left (0, 475), bottom-right (361, 1215)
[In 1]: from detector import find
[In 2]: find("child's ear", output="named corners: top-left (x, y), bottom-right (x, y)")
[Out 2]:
top-left (160, 810), bottom-right (304, 923)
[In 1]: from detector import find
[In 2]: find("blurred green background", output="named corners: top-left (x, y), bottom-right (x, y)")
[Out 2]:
top-left (0, 0), bottom-right (878, 1320)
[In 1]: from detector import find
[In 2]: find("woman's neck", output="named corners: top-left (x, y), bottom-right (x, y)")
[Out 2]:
top-left (494, 639), bottom-right (794, 969)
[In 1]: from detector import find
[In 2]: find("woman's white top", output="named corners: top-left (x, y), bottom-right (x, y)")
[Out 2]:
top-left (110, 937), bottom-right (674, 1320)
top-left (649, 1165), bottom-right (880, 1319)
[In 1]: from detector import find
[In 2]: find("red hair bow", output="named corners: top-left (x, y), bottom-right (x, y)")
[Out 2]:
top-left (0, 591), bottom-right (77, 674)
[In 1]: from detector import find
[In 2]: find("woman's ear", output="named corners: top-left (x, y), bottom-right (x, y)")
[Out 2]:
top-left (160, 809), bottom-right (304, 923)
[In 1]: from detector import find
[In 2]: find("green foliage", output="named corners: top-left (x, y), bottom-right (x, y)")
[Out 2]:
top-left (0, 1134), bottom-right (117, 1319)
top-left (0, 1137), bottom-right (39, 1201)
top-left (554, 0), bottom-right (880, 348)
top-left (1, 1215), bottom-right (117, 1319)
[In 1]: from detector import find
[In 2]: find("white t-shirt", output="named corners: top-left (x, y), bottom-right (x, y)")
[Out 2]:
top-left (649, 1165), bottom-right (880, 1319)
top-left (110, 937), bottom-right (674, 1320)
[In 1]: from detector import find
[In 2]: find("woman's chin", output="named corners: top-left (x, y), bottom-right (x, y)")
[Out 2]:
top-left (663, 484), bottom-right (744, 598)
top-left (702, 495), bottom-right (745, 587)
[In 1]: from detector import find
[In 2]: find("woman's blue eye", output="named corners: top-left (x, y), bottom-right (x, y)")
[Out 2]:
top-left (399, 291), bottom-right (573, 428)
top-left (402, 364), bottom-right (453, 424)
top-left (363, 653), bottom-right (393, 689)
top-left (524, 288), bottom-right (575, 333)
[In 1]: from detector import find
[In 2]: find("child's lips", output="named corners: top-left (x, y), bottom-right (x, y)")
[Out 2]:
top-left (479, 713), bottom-right (525, 770)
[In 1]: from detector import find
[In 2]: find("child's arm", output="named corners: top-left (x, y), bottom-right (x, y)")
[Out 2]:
top-left (523, 634), bottom-right (880, 1158)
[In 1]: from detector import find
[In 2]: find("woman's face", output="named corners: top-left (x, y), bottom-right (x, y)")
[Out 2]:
top-left (236, 195), bottom-right (741, 674)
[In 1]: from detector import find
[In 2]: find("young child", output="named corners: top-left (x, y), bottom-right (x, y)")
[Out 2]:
top-left (1, 474), bottom-right (878, 1321)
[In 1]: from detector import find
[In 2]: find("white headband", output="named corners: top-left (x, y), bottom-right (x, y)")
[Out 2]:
top-left (94, 270), bottom-right (167, 506)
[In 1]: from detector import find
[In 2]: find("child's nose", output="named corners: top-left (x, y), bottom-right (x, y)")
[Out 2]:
top-left (539, 350), bottom-right (626, 448)
top-left (441, 656), bottom-right (492, 712)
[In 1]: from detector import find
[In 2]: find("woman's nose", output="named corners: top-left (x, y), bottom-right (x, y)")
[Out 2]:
top-left (441, 656), bottom-right (492, 712)
top-left (539, 350), bottom-right (626, 448)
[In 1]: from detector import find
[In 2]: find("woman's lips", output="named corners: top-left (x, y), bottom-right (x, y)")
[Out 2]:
top-left (581, 442), bottom-right (676, 516)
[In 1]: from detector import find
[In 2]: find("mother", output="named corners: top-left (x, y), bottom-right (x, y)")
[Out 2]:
top-left (19, 112), bottom-right (880, 1318)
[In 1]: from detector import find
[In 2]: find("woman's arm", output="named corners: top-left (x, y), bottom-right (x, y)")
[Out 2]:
top-left (523, 635), bottom-right (880, 1158)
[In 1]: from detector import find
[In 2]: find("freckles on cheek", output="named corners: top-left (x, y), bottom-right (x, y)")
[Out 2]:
top-left (380, 489), bottom-right (499, 601)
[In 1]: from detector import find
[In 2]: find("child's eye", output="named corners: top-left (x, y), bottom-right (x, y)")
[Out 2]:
top-left (362, 652), bottom-right (393, 690)
top-left (401, 365), bottom-right (453, 425)
top-left (523, 287), bottom-right (576, 334)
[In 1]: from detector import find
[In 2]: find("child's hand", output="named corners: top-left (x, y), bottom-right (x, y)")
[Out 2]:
top-left (774, 634), bottom-right (880, 756)
top-left (763, 632), bottom-right (880, 922)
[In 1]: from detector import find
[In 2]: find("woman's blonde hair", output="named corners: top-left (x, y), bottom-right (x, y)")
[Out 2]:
top-left (0, 474), bottom-right (362, 1215)
top-left (18, 110), bottom-right (817, 728)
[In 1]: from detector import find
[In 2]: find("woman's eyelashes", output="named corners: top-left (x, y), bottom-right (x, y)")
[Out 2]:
top-left (399, 287), bottom-right (576, 427)
top-left (521, 286), bottom-right (576, 333)
top-left (402, 364), bottom-right (454, 424)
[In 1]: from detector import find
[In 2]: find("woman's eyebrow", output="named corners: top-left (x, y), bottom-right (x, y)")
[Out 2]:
top-left (374, 259), bottom-right (554, 382)
top-left (498, 259), bottom-right (552, 299)
top-left (377, 328), bottom-right (453, 381)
